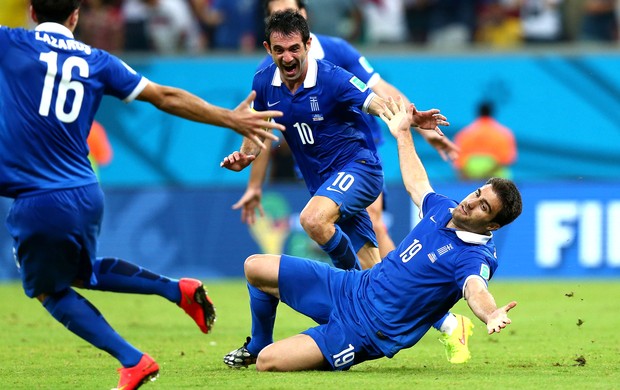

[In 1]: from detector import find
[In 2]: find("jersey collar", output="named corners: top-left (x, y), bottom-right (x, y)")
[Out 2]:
top-left (455, 230), bottom-right (492, 245)
top-left (271, 56), bottom-right (319, 89)
top-left (447, 208), bottom-right (493, 244)
top-left (35, 22), bottom-right (74, 38)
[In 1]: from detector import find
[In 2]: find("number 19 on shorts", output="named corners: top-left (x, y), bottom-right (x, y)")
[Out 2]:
top-left (333, 344), bottom-right (355, 368)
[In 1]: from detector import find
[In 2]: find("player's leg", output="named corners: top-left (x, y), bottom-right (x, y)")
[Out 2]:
top-left (225, 254), bottom-right (338, 368)
top-left (356, 242), bottom-right (381, 269)
top-left (7, 185), bottom-right (159, 388)
top-left (258, 306), bottom-right (382, 372)
top-left (256, 334), bottom-right (327, 371)
top-left (242, 254), bottom-right (282, 358)
top-left (338, 212), bottom-right (380, 269)
top-left (253, 256), bottom-right (364, 372)
top-left (80, 257), bottom-right (216, 334)
top-left (299, 195), bottom-right (359, 269)
top-left (307, 162), bottom-right (383, 270)
top-left (38, 288), bottom-right (146, 367)
top-left (435, 312), bottom-right (474, 364)
top-left (366, 191), bottom-right (396, 258)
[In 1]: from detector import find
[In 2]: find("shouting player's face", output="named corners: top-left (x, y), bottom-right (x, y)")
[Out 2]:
top-left (265, 32), bottom-right (311, 87)
top-left (450, 185), bottom-right (502, 235)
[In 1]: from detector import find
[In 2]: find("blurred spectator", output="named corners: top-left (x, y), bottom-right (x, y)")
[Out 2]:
top-left (0, 0), bottom-right (29, 28)
top-left (306, 0), bottom-right (363, 42)
top-left (147, 0), bottom-right (202, 53)
top-left (362, 0), bottom-right (407, 44)
top-left (121, 0), bottom-right (152, 50)
top-left (453, 102), bottom-right (517, 181)
top-left (580, 0), bottom-right (618, 42)
top-left (426, 0), bottom-right (477, 48)
top-left (561, 0), bottom-right (585, 41)
top-left (76, 0), bottom-right (125, 52)
top-left (403, 0), bottom-right (430, 44)
top-left (87, 121), bottom-right (114, 179)
top-left (476, 0), bottom-right (522, 48)
top-left (186, 0), bottom-right (219, 49)
top-left (209, 0), bottom-right (258, 52)
top-left (519, 0), bottom-right (564, 43)
top-left (122, 0), bottom-right (202, 53)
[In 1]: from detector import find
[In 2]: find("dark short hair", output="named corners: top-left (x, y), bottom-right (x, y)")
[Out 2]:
top-left (262, 0), bottom-right (307, 18)
top-left (31, 0), bottom-right (82, 24)
top-left (478, 101), bottom-right (493, 117)
top-left (486, 177), bottom-right (522, 227)
top-left (265, 9), bottom-right (310, 46)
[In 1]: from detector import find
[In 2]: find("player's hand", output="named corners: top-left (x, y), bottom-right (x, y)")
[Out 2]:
top-left (415, 128), bottom-right (460, 161)
top-left (220, 151), bottom-right (256, 172)
top-left (379, 96), bottom-right (412, 137)
top-left (232, 186), bottom-right (264, 225)
top-left (231, 91), bottom-right (285, 150)
top-left (409, 105), bottom-right (449, 135)
top-left (486, 301), bottom-right (517, 334)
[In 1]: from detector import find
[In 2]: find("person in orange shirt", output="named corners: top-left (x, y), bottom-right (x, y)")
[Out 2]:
top-left (87, 120), bottom-right (113, 178)
top-left (453, 102), bottom-right (517, 180)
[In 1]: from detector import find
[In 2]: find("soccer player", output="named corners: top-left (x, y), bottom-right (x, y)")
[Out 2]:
top-left (222, 8), bottom-right (472, 365)
top-left (0, 1), bottom-right (285, 389)
top-left (223, 96), bottom-right (522, 371)
top-left (232, 0), bottom-right (459, 259)
top-left (221, 9), bottom-right (447, 270)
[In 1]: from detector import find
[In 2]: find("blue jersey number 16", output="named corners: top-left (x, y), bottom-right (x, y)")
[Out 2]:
top-left (38, 51), bottom-right (89, 123)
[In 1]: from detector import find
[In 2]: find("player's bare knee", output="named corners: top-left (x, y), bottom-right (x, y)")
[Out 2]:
top-left (255, 347), bottom-right (279, 372)
top-left (244, 254), bottom-right (262, 279)
top-left (299, 211), bottom-right (328, 240)
top-left (299, 209), bottom-right (315, 230)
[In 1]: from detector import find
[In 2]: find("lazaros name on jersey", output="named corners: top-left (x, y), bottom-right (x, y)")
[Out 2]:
top-left (35, 32), bottom-right (91, 54)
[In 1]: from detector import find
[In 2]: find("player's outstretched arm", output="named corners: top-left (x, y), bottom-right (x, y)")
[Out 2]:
top-left (370, 80), bottom-right (457, 160)
top-left (409, 105), bottom-right (449, 133)
top-left (378, 96), bottom-right (432, 208)
top-left (231, 138), bottom-right (273, 225)
top-left (415, 129), bottom-right (460, 162)
top-left (464, 277), bottom-right (517, 334)
top-left (137, 82), bottom-right (284, 149)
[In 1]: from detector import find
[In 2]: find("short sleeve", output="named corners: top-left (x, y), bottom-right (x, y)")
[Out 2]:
top-left (332, 65), bottom-right (373, 112)
top-left (100, 52), bottom-right (147, 102)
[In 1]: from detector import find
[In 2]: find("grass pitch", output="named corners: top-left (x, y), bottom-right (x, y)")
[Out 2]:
top-left (0, 279), bottom-right (618, 389)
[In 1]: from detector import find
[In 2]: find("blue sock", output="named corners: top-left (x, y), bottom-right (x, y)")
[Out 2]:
top-left (85, 257), bottom-right (181, 303)
top-left (246, 283), bottom-right (278, 356)
top-left (42, 288), bottom-right (143, 367)
top-left (433, 313), bottom-right (451, 331)
top-left (319, 225), bottom-right (360, 270)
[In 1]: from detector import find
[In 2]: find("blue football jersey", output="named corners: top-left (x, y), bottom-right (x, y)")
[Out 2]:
top-left (258, 33), bottom-right (384, 146)
top-left (0, 23), bottom-right (147, 198)
top-left (252, 57), bottom-right (380, 194)
top-left (353, 192), bottom-right (499, 357)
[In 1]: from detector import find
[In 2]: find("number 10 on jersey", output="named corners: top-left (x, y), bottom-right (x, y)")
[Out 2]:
top-left (293, 122), bottom-right (315, 145)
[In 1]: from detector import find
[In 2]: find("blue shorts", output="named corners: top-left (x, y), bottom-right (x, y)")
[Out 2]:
top-left (279, 255), bottom-right (384, 370)
top-left (314, 161), bottom-right (382, 252)
top-left (6, 184), bottom-right (104, 298)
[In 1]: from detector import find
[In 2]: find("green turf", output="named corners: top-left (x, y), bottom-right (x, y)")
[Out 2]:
top-left (0, 280), bottom-right (618, 389)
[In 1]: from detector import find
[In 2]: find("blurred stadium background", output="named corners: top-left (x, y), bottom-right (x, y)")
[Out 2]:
top-left (0, 0), bottom-right (619, 283)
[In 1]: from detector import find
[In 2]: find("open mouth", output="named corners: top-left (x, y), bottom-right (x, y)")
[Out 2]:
top-left (282, 63), bottom-right (297, 76)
